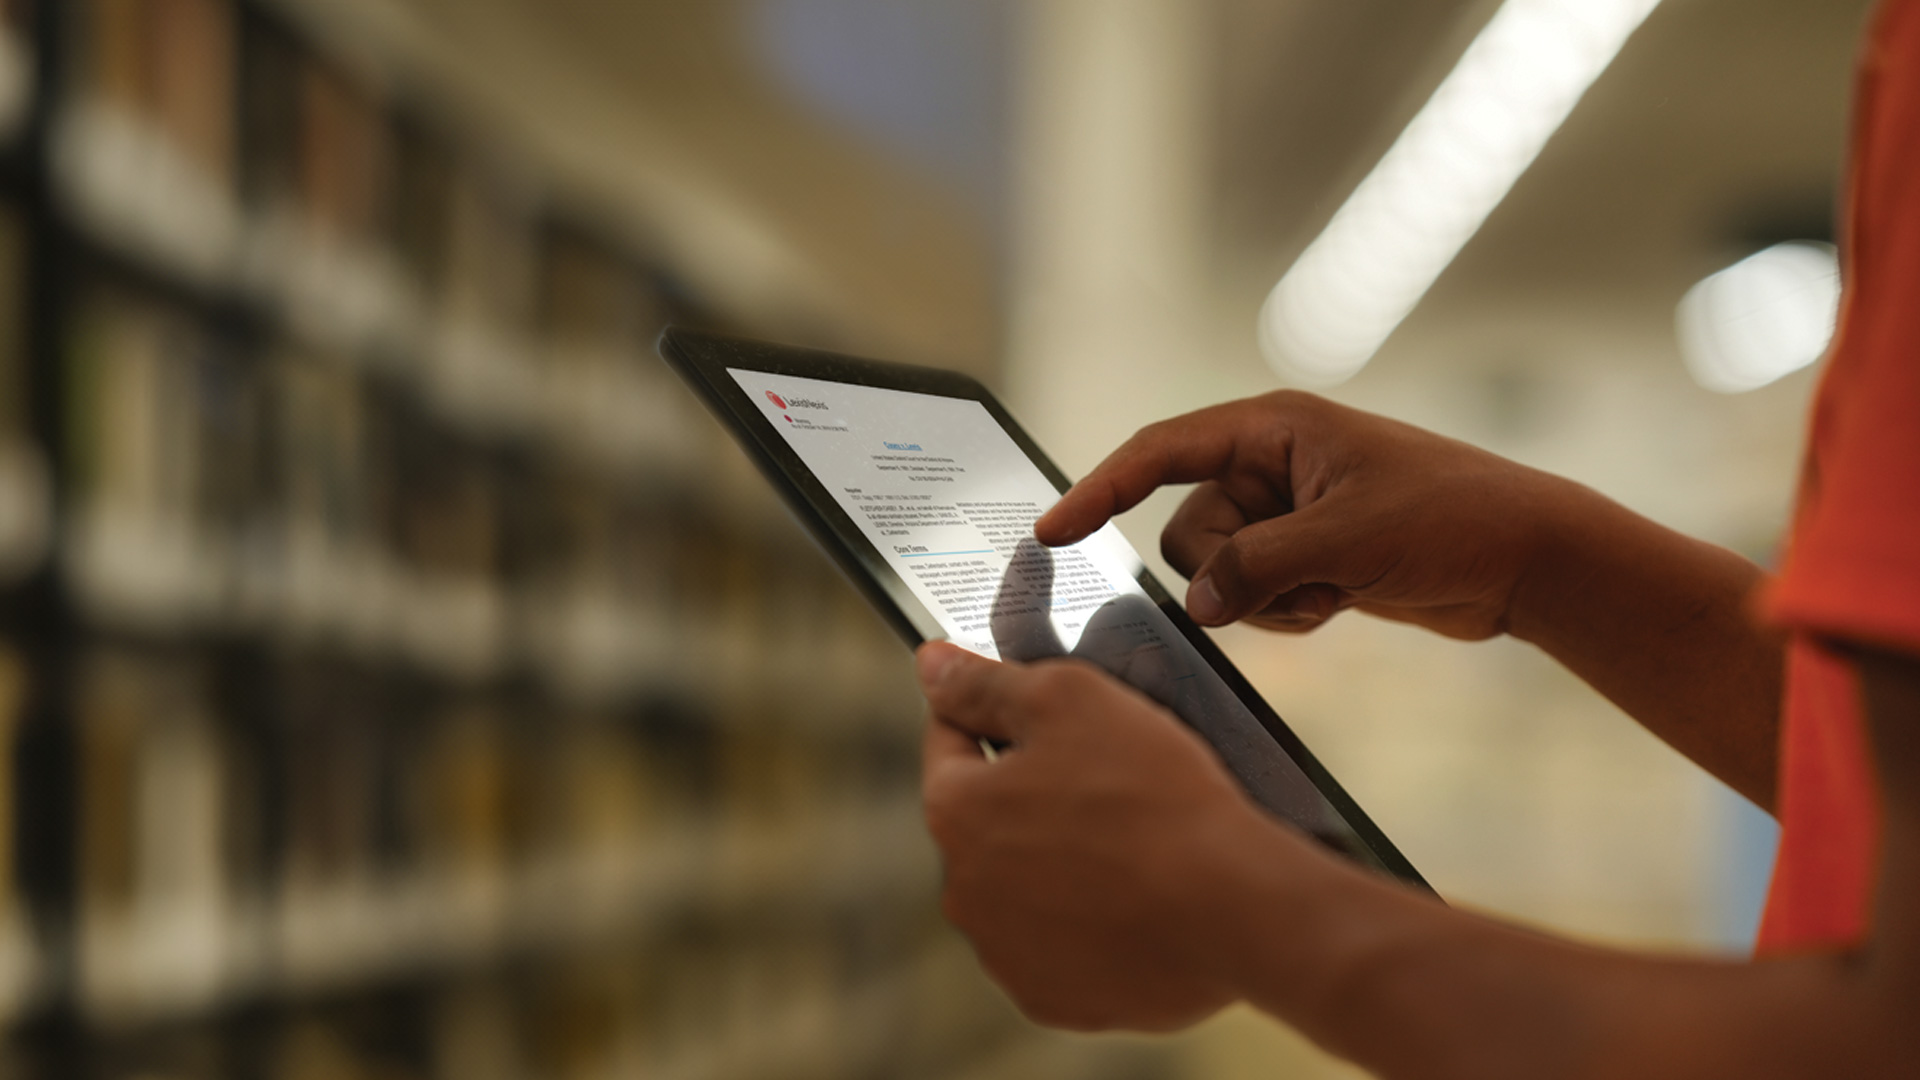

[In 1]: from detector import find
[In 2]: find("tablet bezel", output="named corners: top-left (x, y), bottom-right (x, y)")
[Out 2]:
top-left (659, 326), bottom-right (1431, 890)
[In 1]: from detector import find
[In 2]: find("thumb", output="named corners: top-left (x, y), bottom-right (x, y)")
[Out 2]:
top-left (1183, 503), bottom-right (1358, 627)
top-left (916, 643), bottom-right (1029, 743)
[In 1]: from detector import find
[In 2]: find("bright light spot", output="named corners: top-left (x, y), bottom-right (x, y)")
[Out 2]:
top-left (1677, 242), bottom-right (1840, 394)
top-left (1259, 0), bottom-right (1664, 387)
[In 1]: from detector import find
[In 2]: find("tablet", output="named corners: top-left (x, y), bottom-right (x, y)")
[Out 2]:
top-left (660, 327), bottom-right (1429, 889)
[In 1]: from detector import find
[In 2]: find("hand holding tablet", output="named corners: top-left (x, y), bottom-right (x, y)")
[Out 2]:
top-left (659, 327), bottom-right (1429, 889)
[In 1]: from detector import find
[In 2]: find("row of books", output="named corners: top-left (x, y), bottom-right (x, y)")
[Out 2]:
top-left (52, 0), bottom-right (705, 473)
top-left (0, 627), bottom-right (1138, 1074)
top-left (5, 929), bottom-right (1089, 1080)
top-left (53, 272), bottom-right (891, 703)
top-left (7, 639), bottom-right (924, 1027)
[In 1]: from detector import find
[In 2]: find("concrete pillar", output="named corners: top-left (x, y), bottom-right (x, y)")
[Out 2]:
top-left (1005, 0), bottom-right (1210, 483)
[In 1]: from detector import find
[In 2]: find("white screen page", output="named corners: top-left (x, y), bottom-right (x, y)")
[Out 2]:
top-left (728, 368), bottom-right (1353, 838)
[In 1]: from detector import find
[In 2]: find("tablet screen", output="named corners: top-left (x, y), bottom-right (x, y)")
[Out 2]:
top-left (727, 367), bottom-right (1353, 840)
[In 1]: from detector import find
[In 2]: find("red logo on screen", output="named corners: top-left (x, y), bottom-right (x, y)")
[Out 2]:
top-left (766, 391), bottom-right (788, 409)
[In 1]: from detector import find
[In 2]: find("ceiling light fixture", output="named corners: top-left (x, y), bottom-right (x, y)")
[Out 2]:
top-left (1258, 0), bottom-right (1665, 387)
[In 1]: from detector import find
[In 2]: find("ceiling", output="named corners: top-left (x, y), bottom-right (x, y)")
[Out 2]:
top-left (282, 0), bottom-right (1880, 384)
top-left (1207, 0), bottom-right (1876, 351)
top-left (1208, 0), bottom-right (1496, 269)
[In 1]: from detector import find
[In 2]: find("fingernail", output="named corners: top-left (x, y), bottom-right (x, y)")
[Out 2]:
top-left (917, 645), bottom-right (960, 687)
top-left (1187, 576), bottom-right (1225, 624)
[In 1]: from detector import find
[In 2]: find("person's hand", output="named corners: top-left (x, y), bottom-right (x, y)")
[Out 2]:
top-left (916, 641), bottom-right (1318, 1032)
top-left (1035, 391), bottom-right (1574, 640)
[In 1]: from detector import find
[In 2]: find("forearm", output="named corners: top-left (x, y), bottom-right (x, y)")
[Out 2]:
top-left (1198, 620), bottom-right (1920, 1080)
top-left (1507, 478), bottom-right (1784, 809)
top-left (1207, 822), bottom-right (1888, 1079)
top-left (1041, 394), bottom-right (1785, 797)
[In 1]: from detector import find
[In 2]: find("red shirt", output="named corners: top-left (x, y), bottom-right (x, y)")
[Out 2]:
top-left (1759, 0), bottom-right (1920, 953)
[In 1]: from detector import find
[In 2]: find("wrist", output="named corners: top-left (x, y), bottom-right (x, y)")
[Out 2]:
top-left (1502, 476), bottom-right (1622, 648)
top-left (1183, 812), bottom-right (1354, 1014)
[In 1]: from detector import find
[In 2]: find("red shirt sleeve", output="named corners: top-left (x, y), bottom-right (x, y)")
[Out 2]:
top-left (1766, 0), bottom-right (1920, 656)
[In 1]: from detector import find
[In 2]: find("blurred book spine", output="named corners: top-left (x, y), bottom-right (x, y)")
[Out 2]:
top-left (0, 644), bottom-right (35, 1023)
top-left (0, 0), bottom-right (34, 143)
top-left (54, 0), bottom-right (243, 286)
top-left (0, 201), bottom-right (51, 585)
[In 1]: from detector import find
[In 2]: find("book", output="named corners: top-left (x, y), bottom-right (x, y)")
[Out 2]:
top-left (298, 57), bottom-right (388, 245)
top-left (0, 0), bottom-right (32, 139)
top-left (237, 5), bottom-right (301, 212)
top-left (0, 202), bottom-right (23, 437)
top-left (147, 0), bottom-right (235, 185)
top-left (61, 0), bottom-right (240, 280)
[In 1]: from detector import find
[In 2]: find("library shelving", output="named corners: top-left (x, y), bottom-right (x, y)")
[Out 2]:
top-left (0, 2), bottom-right (1175, 1078)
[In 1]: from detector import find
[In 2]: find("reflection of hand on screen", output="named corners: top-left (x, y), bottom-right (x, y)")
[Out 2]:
top-left (988, 538), bottom-right (1180, 684)
top-left (989, 537), bottom-right (1349, 845)
top-left (991, 537), bottom-right (1224, 721)
top-left (988, 536), bottom-right (1069, 662)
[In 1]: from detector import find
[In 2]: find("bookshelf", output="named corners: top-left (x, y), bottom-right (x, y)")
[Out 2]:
top-left (0, 1), bottom-right (1174, 1077)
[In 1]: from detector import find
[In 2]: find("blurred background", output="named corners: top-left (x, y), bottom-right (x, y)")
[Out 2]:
top-left (0, 0), bottom-right (1876, 1077)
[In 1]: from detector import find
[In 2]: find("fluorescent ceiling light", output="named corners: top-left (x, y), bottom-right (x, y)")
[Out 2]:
top-left (1677, 242), bottom-right (1840, 394)
top-left (1259, 0), bottom-right (1664, 387)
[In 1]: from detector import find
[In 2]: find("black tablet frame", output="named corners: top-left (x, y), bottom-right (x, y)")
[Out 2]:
top-left (659, 326), bottom-right (1432, 891)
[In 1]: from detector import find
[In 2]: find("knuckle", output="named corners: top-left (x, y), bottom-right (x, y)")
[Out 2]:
top-left (1212, 539), bottom-right (1291, 615)
top-left (1260, 388), bottom-right (1301, 413)
top-left (1216, 534), bottom-right (1285, 596)
top-left (1267, 387), bottom-right (1320, 412)
top-left (1027, 663), bottom-right (1099, 710)
top-left (940, 670), bottom-right (992, 718)
top-left (1135, 417), bottom-right (1178, 445)
top-left (922, 784), bottom-right (980, 851)
top-left (1009, 667), bottom-right (1059, 710)
top-left (1059, 662), bottom-right (1110, 695)
top-left (1209, 538), bottom-right (1249, 590)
